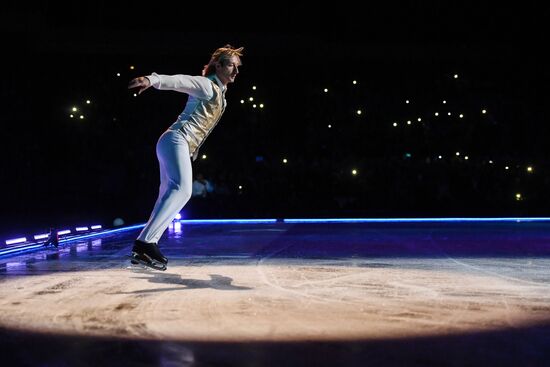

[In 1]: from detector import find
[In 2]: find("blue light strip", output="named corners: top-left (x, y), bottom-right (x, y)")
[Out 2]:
top-left (2, 217), bottom-right (550, 258)
top-left (0, 220), bottom-right (279, 257)
top-left (0, 224), bottom-right (146, 257)
top-left (283, 217), bottom-right (550, 223)
top-left (0, 243), bottom-right (45, 258)
top-left (178, 219), bottom-right (278, 224)
top-left (55, 223), bottom-right (146, 245)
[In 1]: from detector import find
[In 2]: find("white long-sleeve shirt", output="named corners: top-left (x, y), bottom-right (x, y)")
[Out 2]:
top-left (147, 73), bottom-right (226, 100)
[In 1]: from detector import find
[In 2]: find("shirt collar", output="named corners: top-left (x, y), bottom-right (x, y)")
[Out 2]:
top-left (212, 75), bottom-right (226, 93)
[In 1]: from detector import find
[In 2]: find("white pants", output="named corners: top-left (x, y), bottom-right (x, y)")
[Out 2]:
top-left (137, 129), bottom-right (193, 244)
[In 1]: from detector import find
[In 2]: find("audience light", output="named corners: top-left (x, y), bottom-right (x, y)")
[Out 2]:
top-left (86, 100), bottom-right (91, 104)
top-left (352, 80), bottom-right (357, 84)
top-left (454, 74), bottom-right (458, 79)
top-left (527, 166), bottom-right (533, 173)
top-left (283, 158), bottom-right (288, 164)
top-left (259, 103), bottom-right (264, 108)
top-left (482, 109), bottom-right (487, 114)
top-left (324, 88), bottom-right (328, 93)
top-left (356, 110), bottom-right (362, 115)
top-left (252, 86), bottom-right (257, 90)
top-left (515, 193), bottom-right (522, 201)
top-left (352, 169), bottom-right (358, 175)
top-left (240, 99), bottom-right (244, 103)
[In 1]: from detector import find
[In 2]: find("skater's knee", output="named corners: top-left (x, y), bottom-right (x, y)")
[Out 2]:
top-left (181, 186), bottom-right (192, 202)
top-left (168, 179), bottom-right (191, 201)
top-left (167, 179), bottom-right (184, 192)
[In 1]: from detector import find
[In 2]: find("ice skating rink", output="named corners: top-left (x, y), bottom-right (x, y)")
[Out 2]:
top-left (1, 221), bottom-right (549, 366)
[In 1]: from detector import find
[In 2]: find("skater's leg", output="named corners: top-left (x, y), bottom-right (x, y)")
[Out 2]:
top-left (141, 164), bottom-right (170, 229)
top-left (137, 130), bottom-right (193, 244)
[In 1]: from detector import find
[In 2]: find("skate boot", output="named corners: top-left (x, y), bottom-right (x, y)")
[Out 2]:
top-left (129, 240), bottom-right (168, 271)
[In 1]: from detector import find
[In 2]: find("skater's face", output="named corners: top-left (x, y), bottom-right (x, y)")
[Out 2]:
top-left (216, 55), bottom-right (241, 86)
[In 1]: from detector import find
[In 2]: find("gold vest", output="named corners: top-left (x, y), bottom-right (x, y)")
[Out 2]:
top-left (170, 78), bottom-right (225, 160)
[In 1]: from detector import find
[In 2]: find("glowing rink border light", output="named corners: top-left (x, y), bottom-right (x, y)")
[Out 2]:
top-left (283, 217), bottom-right (550, 223)
top-left (0, 220), bottom-right (277, 257)
top-left (0, 224), bottom-right (142, 258)
top-left (2, 217), bottom-right (550, 257)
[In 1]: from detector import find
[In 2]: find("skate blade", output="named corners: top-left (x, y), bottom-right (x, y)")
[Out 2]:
top-left (127, 255), bottom-right (167, 271)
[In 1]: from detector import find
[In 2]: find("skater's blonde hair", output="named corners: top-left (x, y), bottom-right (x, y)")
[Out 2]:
top-left (202, 44), bottom-right (244, 76)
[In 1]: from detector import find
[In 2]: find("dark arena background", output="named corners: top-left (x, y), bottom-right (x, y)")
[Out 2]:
top-left (1, 3), bottom-right (549, 367)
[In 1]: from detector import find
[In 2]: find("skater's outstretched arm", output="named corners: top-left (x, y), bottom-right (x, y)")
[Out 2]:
top-left (128, 73), bottom-right (214, 100)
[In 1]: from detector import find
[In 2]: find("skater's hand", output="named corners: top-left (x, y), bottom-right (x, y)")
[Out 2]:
top-left (128, 76), bottom-right (151, 95)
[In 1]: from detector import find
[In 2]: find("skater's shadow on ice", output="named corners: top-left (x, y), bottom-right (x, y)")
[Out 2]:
top-left (121, 273), bottom-right (252, 294)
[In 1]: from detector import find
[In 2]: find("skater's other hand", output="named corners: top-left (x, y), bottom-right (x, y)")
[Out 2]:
top-left (128, 76), bottom-right (151, 95)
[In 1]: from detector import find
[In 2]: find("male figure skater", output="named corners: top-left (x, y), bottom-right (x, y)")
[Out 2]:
top-left (127, 45), bottom-right (243, 270)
